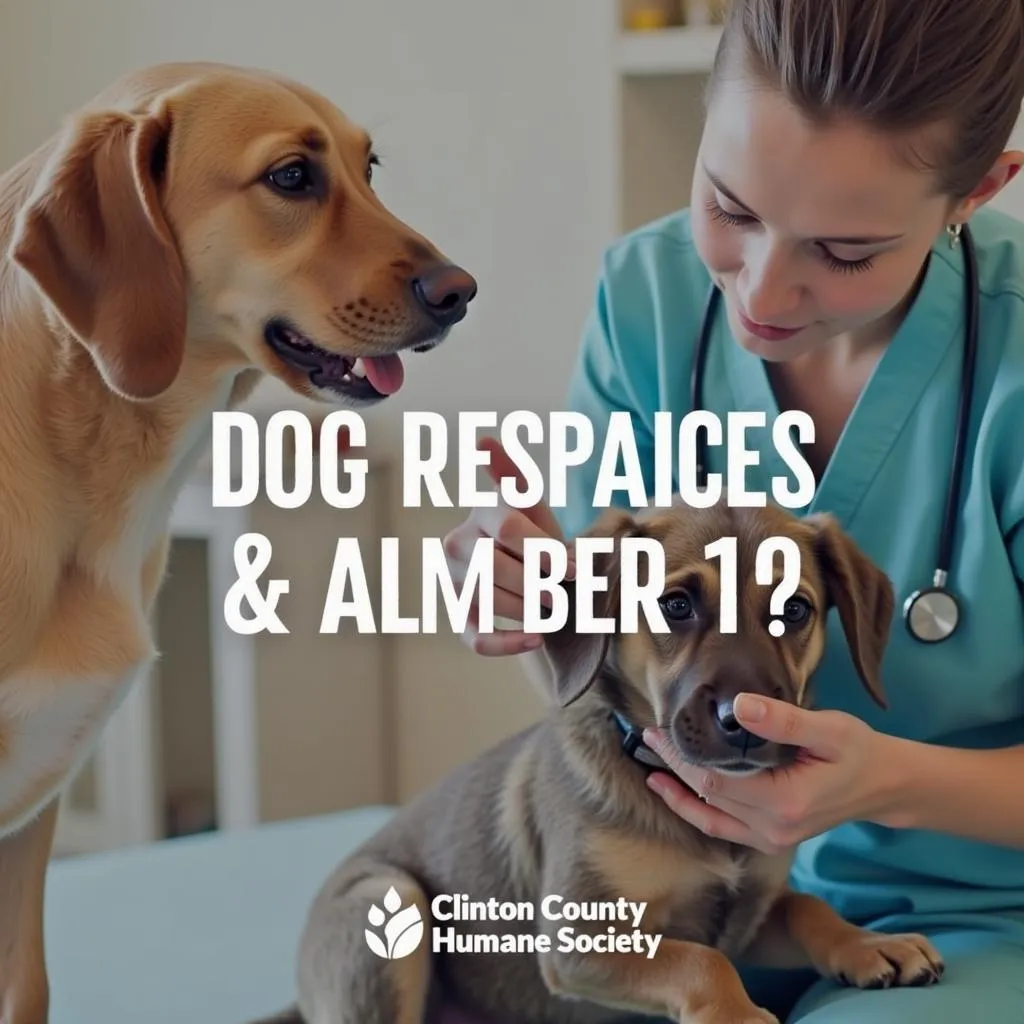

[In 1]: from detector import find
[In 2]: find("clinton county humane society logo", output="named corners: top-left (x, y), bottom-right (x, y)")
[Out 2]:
top-left (365, 886), bottom-right (426, 960)
top-left (365, 886), bottom-right (663, 960)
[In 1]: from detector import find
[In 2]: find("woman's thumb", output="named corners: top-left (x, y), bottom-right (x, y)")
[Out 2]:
top-left (732, 694), bottom-right (839, 759)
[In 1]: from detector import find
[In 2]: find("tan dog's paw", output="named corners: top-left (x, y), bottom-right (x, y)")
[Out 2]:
top-left (826, 931), bottom-right (944, 989)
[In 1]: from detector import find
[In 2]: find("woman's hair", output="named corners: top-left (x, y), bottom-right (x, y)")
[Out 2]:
top-left (709, 0), bottom-right (1024, 200)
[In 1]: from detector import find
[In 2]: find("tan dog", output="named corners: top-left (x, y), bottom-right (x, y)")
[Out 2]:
top-left (0, 61), bottom-right (476, 1022)
top-left (256, 501), bottom-right (944, 1024)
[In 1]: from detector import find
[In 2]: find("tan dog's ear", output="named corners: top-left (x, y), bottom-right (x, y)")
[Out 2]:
top-left (542, 508), bottom-right (641, 709)
top-left (9, 105), bottom-right (186, 400)
top-left (806, 513), bottom-right (894, 710)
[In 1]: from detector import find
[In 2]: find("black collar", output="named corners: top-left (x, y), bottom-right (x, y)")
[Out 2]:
top-left (609, 710), bottom-right (677, 777)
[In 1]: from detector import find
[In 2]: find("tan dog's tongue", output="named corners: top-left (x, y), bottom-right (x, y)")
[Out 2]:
top-left (363, 355), bottom-right (404, 395)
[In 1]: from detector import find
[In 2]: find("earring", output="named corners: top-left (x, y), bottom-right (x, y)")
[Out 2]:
top-left (947, 223), bottom-right (963, 248)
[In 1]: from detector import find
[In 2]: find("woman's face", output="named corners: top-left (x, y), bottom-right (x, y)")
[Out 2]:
top-left (690, 70), bottom-right (954, 362)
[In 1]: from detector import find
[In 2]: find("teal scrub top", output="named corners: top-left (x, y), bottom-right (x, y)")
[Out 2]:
top-left (554, 204), bottom-right (1024, 925)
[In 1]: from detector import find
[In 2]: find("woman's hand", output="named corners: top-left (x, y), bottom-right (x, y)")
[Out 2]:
top-left (641, 693), bottom-right (899, 855)
top-left (442, 437), bottom-right (573, 656)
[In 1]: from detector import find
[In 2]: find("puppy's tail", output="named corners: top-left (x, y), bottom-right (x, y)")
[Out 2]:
top-left (244, 1006), bottom-right (305, 1024)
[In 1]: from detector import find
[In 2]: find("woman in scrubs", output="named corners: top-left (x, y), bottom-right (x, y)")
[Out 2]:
top-left (444, 0), bottom-right (1024, 1020)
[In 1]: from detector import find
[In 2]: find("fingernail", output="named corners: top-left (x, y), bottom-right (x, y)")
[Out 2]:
top-left (736, 694), bottom-right (766, 721)
top-left (523, 635), bottom-right (543, 650)
top-left (646, 774), bottom-right (666, 796)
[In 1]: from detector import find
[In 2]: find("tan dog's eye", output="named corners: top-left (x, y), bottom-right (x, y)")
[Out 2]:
top-left (658, 590), bottom-right (694, 622)
top-left (265, 157), bottom-right (323, 198)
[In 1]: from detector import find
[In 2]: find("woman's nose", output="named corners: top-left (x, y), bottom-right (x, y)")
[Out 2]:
top-left (739, 244), bottom-right (802, 324)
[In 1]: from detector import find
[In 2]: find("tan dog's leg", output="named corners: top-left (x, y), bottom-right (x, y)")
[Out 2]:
top-left (0, 800), bottom-right (59, 1024)
top-left (295, 867), bottom-right (435, 1024)
top-left (537, 921), bottom-right (778, 1023)
top-left (744, 890), bottom-right (944, 989)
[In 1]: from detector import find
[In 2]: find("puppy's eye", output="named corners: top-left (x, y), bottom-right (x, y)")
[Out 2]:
top-left (782, 597), bottom-right (812, 625)
top-left (265, 158), bottom-right (320, 196)
top-left (658, 591), bottom-right (694, 621)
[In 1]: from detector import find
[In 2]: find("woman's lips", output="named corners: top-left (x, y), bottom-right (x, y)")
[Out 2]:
top-left (736, 306), bottom-right (805, 342)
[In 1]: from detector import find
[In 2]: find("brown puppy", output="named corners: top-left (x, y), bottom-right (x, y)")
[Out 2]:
top-left (257, 500), bottom-right (944, 1024)
top-left (0, 61), bottom-right (475, 1022)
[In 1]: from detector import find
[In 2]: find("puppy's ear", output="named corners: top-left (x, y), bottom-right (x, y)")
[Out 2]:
top-left (806, 513), bottom-right (893, 710)
top-left (542, 508), bottom-right (641, 709)
top-left (9, 103), bottom-right (186, 400)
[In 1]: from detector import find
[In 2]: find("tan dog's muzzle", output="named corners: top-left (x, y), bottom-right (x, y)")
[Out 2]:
top-left (8, 63), bottom-right (479, 408)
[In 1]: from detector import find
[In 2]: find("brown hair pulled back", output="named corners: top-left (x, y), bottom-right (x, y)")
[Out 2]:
top-left (710, 0), bottom-right (1024, 199)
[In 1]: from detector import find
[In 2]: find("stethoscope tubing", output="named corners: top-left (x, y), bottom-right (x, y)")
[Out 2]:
top-left (689, 224), bottom-right (978, 640)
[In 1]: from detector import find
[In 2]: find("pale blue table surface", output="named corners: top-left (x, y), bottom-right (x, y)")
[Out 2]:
top-left (44, 805), bottom-right (395, 1024)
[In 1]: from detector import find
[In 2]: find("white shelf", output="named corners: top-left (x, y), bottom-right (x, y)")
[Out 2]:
top-left (616, 25), bottom-right (722, 75)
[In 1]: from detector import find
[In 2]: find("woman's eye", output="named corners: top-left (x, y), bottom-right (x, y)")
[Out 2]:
top-left (266, 159), bottom-right (318, 196)
top-left (706, 197), bottom-right (751, 228)
top-left (819, 245), bottom-right (876, 275)
top-left (367, 152), bottom-right (380, 183)
top-left (658, 591), bottom-right (694, 621)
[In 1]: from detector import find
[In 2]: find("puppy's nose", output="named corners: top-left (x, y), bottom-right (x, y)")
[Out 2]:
top-left (411, 263), bottom-right (478, 327)
top-left (714, 698), bottom-right (766, 750)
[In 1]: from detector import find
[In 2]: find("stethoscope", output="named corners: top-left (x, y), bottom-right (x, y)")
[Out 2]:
top-left (690, 222), bottom-right (979, 644)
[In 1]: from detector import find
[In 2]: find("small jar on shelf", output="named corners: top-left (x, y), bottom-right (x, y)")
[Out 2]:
top-left (623, 0), bottom-right (683, 32)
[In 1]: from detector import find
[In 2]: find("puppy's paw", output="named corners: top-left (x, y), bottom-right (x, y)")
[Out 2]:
top-left (826, 931), bottom-right (944, 989)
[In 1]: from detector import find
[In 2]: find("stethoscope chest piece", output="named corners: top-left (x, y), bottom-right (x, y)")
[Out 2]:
top-left (903, 584), bottom-right (960, 643)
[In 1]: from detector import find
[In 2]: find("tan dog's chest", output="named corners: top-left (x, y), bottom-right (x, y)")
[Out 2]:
top-left (0, 568), bottom-right (156, 838)
top-left (0, 377), bottom-right (231, 840)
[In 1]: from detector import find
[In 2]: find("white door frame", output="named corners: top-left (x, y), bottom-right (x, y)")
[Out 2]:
top-left (164, 478), bottom-right (260, 833)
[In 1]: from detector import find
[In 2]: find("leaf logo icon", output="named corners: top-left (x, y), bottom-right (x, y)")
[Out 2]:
top-left (364, 885), bottom-right (424, 959)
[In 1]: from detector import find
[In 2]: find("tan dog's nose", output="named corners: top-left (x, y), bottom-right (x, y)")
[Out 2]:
top-left (411, 264), bottom-right (478, 327)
